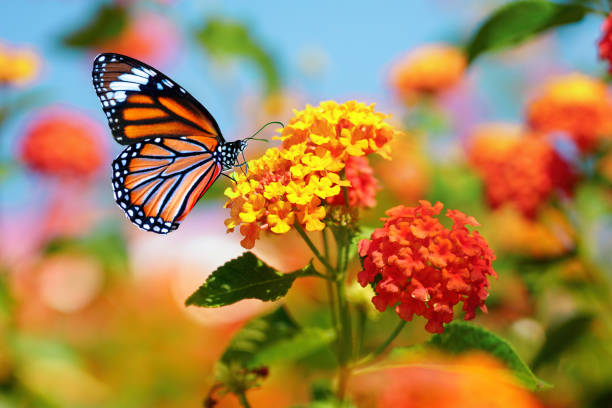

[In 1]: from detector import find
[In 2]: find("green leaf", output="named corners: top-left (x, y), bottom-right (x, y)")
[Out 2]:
top-left (196, 18), bottom-right (281, 93)
top-left (62, 4), bottom-right (127, 48)
top-left (531, 313), bottom-right (594, 370)
top-left (185, 252), bottom-right (316, 307)
top-left (428, 321), bottom-right (551, 390)
top-left (221, 307), bottom-right (334, 369)
top-left (250, 327), bottom-right (335, 367)
top-left (466, 0), bottom-right (590, 63)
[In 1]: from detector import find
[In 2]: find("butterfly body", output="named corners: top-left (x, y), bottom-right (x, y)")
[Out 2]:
top-left (93, 53), bottom-right (247, 233)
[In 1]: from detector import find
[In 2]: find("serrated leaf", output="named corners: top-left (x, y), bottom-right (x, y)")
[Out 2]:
top-left (196, 18), bottom-right (280, 93)
top-left (185, 252), bottom-right (316, 307)
top-left (531, 313), bottom-right (594, 370)
top-left (428, 322), bottom-right (551, 390)
top-left (466, 0), bottom-right (590, 63)
top-left (62, 4), bottom-right (127, 48)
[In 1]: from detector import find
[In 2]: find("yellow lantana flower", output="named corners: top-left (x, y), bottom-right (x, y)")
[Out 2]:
top-left (224, 100), bottom-right (397, 249)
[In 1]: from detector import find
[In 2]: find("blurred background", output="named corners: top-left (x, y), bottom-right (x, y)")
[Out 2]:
top-left (2, 0), bottom-right (612, 407)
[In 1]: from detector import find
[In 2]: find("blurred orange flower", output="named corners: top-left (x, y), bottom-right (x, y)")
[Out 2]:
top-left (358, 201), bottom-right (496, 333)
top-left (375, 135), bottom-right (430, 204)
top-left (485, 207), bottom-right (575, 259)
top-left (19, 107), bottom-right (106, 180)
top-left (96, 12), bottom-right (180, 67)
top-left (0, 41), bottom-right (40, 87)
top-left (468, 124), bottom-right (575, 218)
top-left (389, 44), bottom-right (466, 103)
top-left (352, 353), bottom-right (542, 408)
top-left (527, 73), bottom-right (612, 153)
top-left (224, 101), bottom-right (396, 249)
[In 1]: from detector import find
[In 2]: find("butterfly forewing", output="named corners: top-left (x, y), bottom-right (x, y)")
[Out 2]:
top-left (112, 136), bottom-right (222, 233)
top-left (92, 53), bottom-right (224, 147)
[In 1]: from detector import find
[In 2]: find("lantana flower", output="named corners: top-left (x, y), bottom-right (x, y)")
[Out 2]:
top-left (19, 107), bottom-right (106, 180)
top-left (0, 41), bottom-right (40, 87)
top-left (468, 124), bottom-right (575, 218)
top-left (389, 44), bottom-right (466, 103)
top-left (526, 73), bottom-right (612, 153)
top-left (224, 101), bottom-right (396, 249)
top-left (357, 201), bottom-right (497, 334)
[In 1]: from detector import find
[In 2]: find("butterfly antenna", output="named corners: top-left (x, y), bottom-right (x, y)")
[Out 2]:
top-left (246, 121), bottom-right (285, 142)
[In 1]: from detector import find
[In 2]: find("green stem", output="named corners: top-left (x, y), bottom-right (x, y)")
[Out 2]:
top-left (294, 223), bottom-right (335, 274)
top-left (355, 319), bottom-right (406, 367)
top-left (238, 392), bottom-right (252, 408)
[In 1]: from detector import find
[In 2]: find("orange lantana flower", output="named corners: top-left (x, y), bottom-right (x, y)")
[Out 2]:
top-left (468, 124), bottom-right (575, 218)
top-left (527, 73), bottom-right (612, 153)
top-left (389, 44), bottom-right (466, 103)
top-left (20, 107), bottom-right (106, 180)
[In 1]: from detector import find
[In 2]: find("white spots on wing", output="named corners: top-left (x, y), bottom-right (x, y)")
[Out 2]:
top-left (162, 79), bottom-right (173, 87)
top-left (179, 87), bottom-right (186, 93)
top-left (118, 73), bottom-right (148, 85)
top-left (109, 81), bottom-right (140, 92)
top-left (156, 82), bottom-right (163, 90)
top-left (113, 91), bottom-right (127, 102)
top-left (98, 55), bottom-right (106, 62)
top-left (131, 68), bottom-right (150, 78)
top-left (154, 138), bottom-right (161, 143)
top-left (143, 67), bottom-right (156, 76)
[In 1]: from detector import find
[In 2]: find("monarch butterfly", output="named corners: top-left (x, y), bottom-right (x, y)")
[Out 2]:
top-left (92, 53), bottom-right (274, 233)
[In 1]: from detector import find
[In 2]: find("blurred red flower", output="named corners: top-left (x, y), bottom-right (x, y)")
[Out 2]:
top-left (96, 12), bottom-right (180, 67)
top-left (468, 124), bottom-right (576, 218)
top-left (358, 201), bottom-right (496, 334)
top-left (19, 107), bottom-right (106, 180)
top-left (327, 155), bottom-right (379, 208)
top-left (527, 73), bottom-right (612, 153)
top-left (599, 13), bottom-right (612, 73)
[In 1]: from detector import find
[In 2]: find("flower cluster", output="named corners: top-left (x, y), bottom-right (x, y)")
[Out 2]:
top-left (224, 101), bottom-right (396, 249)
top-left (20, 107), bottom-right (106, 180)
top-left (357, 201), bottom-right (497, 334)
top-left (468, 124), bottom-right (575, 218)
top-left (389, 44), bottom-right (466, 103)
top-left (527, 73), bottom-right (612, 153)
top-left (0, 41), bottom-right (40, 87)
top-left (599, 13), bottom-right (612, 73)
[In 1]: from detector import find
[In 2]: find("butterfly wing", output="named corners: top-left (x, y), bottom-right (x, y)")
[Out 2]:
top-left (112, 136), bottom-right (222, 233)
top-left (92, 53), bottom-right (224, 148)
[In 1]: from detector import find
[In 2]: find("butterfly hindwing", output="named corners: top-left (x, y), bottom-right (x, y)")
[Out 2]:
top-left (112, 136), bottom-right (222, 233)
top-left (92, 53), bottom-right (224, 149)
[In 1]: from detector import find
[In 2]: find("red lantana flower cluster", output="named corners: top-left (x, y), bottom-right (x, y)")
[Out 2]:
top-left (357, 201), bottom-right (497, 333)
top-left (469, 127), bottom-right (575, 218)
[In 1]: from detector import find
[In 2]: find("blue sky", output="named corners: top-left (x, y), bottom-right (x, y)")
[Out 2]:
top-left (0, 0), bottom-right (606, 210)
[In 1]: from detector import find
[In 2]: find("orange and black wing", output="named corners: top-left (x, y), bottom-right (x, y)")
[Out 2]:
top-left (112, 136), bottom-right (222, 233)
top-left (92, 53), bottom-right (224, 148)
